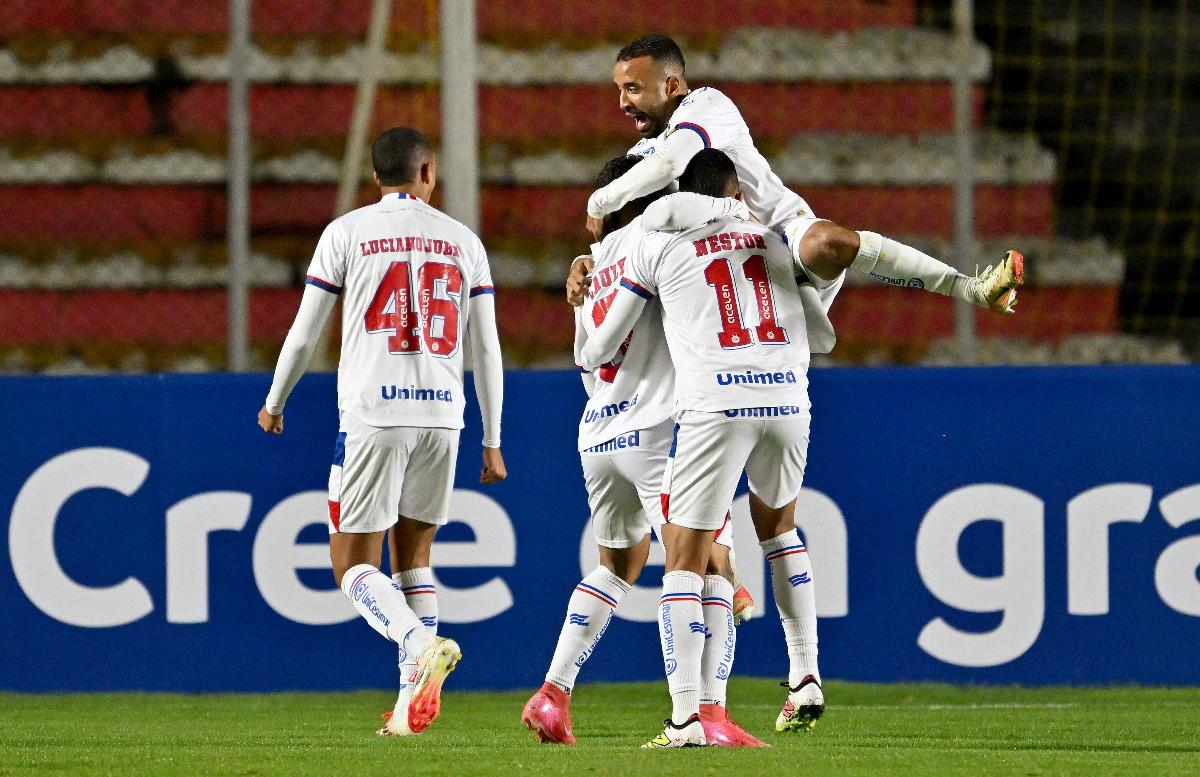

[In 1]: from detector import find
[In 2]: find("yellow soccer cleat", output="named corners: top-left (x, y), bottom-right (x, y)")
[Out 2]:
top-left (641, 714), bottom-right (706, 748)
top-left (775, 676), bottom-right (824, 733)
top-left (966, 250), bottom-right (1025, 314)
top-left (405, 636), bottom-right (462, 733)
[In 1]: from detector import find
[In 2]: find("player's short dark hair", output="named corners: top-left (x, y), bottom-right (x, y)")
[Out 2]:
top-left (678, 148), bottom-right (739, 198)
top-left (372, 127), bottom-right (433, 186)
top-left (597, 155), bottom-right (672, 216)
top-left (616, 33), bottom-right (685, 74)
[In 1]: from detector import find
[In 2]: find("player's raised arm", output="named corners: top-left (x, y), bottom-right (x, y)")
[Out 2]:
top-left (466, 282), bottom-right (506, 484)
top-left (586, 127), bottom-right (705, 235)
top-left (640, 191), bottom-right (752, 232)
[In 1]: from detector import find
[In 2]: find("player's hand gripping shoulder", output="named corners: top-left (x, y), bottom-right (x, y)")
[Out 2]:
top-left (257, 406), bottom-right (283, 434)
top-left (480, 447), bottom-right (507, 485)
top-left (641, 192), bottom-right (753, 232)
top-left (566, 254), bottom-right (594, 307)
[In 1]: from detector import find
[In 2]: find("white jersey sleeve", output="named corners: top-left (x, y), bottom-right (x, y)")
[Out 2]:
top-left (305, 220), bottom-right (351, 292)
top-left (661, 86), bottom-right (745, 151)
top-left (653, 87), bottom-right (815, 231)
top-left (466, 291), bottom-right (503, 447)
top-left (633, 217), bottom-right (812, 413)
top-left (586, 126), bottom-right (704, 219)
top-left (639, 192), bottom-right (753, 233)
top-left (263, 284), bottom-right (338, 414)
top-left (575, 216), bottom-right (677, 451)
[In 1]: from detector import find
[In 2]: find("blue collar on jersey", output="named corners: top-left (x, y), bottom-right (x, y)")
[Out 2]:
top-left (381, 192), bottom-right (422, 202)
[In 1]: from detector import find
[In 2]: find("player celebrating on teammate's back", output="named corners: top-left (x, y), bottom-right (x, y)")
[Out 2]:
top-left (581, 150), bottom-right (825, 748)
top-left (522, 155), bottom-right (763, 748)
top-left (257, 127), bottom-right (506, 736)
top-left (568, 33), bottom-right (1023, 331)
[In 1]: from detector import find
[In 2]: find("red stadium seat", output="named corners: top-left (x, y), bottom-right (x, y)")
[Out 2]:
top-left (0, 0), bottom-right (908, 37)
top-left (0, 83), bottom-right (980, 145)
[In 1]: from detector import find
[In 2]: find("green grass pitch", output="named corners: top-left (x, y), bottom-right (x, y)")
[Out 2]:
top-left (3, 680), bottom-right (1199, 776)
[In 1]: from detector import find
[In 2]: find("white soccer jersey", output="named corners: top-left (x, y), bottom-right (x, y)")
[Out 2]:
top-left (305, 192), bottom-right (495, 429)
top-left (628, 86), bottom-right (813, 230)
top-left (576, 215), bottom-right (675, 450)
top-left (621, 216), bottom-right (812, 412)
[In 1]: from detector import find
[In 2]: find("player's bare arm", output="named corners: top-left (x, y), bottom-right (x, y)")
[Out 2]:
top-left (566, 254), bottom-right (594, 306)
top-left (258, 406), bottom-right (283, 434)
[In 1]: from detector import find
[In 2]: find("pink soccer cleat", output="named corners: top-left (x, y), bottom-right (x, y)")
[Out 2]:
top-left (521, 682), bottom-right (576, 744)
top-left (732, 584), bottom-right (755, 626)
top-left (699, 703), bottom-right (768, 747)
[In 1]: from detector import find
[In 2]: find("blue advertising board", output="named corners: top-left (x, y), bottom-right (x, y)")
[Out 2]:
top-left (1, 366), bottom-right (1198, 692)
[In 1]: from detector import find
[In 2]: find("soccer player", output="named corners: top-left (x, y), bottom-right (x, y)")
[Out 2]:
top-left (521, 155), bottom-right (763, 748)
top-left (580, 149), bottom-right (824, 747)
top-left (257, 127), bottom-right (506, 736)
top-left (567, 33), bottom-right (1023, 330)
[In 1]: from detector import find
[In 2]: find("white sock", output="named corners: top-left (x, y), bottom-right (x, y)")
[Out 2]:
top-left (394, 567), bottom-right (439, 634)
top-left (852, 230), bottom-right (970, 298)
top-left (700, 575), bottom-right (736, 707)
top-left (545, 566), bottom-right (629, 693)
top-left (393, 567), bottom-right (439, 709)
top-left (659, 570), bottom-right (705, 724)
top-left (340, 564), bottom-right (432, 658)
top-left (760, 531), bottom-right (820, 686)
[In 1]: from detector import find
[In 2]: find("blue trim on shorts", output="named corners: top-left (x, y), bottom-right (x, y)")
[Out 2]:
top-left (332, 431), bottom-right (346, 466)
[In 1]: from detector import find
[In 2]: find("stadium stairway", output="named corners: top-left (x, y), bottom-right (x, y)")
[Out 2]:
top-left (0, 0), bottom-right (1137, 370)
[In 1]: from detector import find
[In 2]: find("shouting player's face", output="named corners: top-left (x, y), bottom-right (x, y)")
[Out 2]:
top-left (613, 56), bottom-right (685, 139)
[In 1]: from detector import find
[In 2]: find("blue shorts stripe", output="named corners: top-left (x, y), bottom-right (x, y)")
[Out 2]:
top-left (331, 431), bottom-right (347, 466)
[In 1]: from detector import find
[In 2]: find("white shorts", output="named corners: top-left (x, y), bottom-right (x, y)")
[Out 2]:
top-left (580, 419), bottom-right (734, 550)
top-left (663, 407), bottom-right (811, 532)
top-left (327, 412), bottom-right (459, 534)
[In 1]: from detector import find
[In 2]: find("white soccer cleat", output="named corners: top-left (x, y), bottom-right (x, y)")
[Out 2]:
top-left (776, 675), bottom-right (824, 732)
top-left (405, 636), bottom-right (462, 733)
top-left (642, 714), bottom-right (707, 748)
top-left (965, 250), bottom-right (1024, 314)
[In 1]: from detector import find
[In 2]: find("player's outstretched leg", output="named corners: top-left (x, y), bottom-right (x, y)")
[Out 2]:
top-left (759, 531), bottom-right (824, 732)
top-left (699, 574), bottom-right (766, 747)
top-left (791, 220), bottom-right (1023, 313)
top-left (851, 231), bottom-right (1023, 312)
top-left (523, 567), bottom-right (630, 744)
